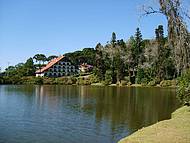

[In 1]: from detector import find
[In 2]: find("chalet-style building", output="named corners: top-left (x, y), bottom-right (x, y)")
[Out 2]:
top-left (79, 63), bottom-right (93, 73)
top-left (35, 55), bottom-right (79, 77)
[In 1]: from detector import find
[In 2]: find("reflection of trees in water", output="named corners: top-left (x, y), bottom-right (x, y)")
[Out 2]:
top-left (89, 87), bottom-right (179, 133)
top-left (2, 85), bottom-right (179, 134)
top-left (2, 85), bottom-right (35, 96)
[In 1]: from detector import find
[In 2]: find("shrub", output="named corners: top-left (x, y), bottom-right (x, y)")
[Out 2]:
top-left (141, 78), bottom-right (149, 85)
top-left (136, 68), bottom-right (144, 84)
top-left (160, 80), bottom-right (176, 87)
top-left (56, 76), bottom-right (77, 85)
top-left (76, 77), bottom-right (91, 85)
top-left (104, 70), bottom-right (112, 85)
top-left (148, 80), bottom-right (157, 86)
top-left (177, 69), bottom-right (190, 105)
top-left (124, 76), bottom-right (130, 83)
top-left (34, 77), bottom-right (43, 85)
top-left (4, 76), bottom-right (23, 84)
top-left (89, 74), bottom-right (100, 83)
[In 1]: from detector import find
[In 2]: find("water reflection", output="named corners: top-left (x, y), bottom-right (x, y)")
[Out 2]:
top-left (0, 85), bottom-right (179, 143)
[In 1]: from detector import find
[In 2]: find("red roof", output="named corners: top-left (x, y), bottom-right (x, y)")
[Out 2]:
top-left (36, 55), bottom-right (64, 73)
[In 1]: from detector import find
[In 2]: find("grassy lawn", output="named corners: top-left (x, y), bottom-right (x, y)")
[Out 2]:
top-left (118, 106), bottom-right (190, 143)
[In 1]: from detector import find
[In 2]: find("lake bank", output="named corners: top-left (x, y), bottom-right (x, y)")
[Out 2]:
top-left (118, 106), bottom-right (190, 143)
top-left (0, 75), bottom-right (177, 88)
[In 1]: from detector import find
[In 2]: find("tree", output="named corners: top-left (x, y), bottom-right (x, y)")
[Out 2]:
top-left (127, 28), bottom-right (144, 83)
top-left (111, 32), bottom-right (116, 45)
top-left (142, 0), bottom-right (190, 75)
top-left (155, 25), bottom-right (165, 80)
top-left (24, 58), bottom-right (35, 76)
top-left (115, 39), bottom-right (126, 83)
top-left (134, 27), bottom-right (143, 67)
top-left (95, 43), bottom-right (105, 81)
top-left (33, 54), bottom-right (47, 69)
top-left (47, 55), bottom-right (58, 61)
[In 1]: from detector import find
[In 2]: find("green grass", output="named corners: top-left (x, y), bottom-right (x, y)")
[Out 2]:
top-left (118, 106), bottom-right (190, 143)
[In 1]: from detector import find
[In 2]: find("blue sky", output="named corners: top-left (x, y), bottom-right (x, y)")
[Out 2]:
top-left (0, 0), bottom-right (189, 71)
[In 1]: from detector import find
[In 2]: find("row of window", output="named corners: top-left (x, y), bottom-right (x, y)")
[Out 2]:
top-left (51, 65), bottom-right (75, 69)
top-left (44, 72), bottom-right (73, 77)
top-left (48, 69), bottom-right (77, 72)
top-left (57, 62), bottom-right (71, 66)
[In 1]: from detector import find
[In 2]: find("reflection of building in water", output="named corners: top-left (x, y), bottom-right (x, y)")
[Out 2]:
top-left (79, 86), bottom-right (85, 108)
top-left (35, 85), bottom-right (61, 110)
top-left (35, 85), bottom-right (45, 107)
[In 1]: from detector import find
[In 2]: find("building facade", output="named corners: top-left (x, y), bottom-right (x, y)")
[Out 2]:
top-left (36, 56), bottom-right (79, 77)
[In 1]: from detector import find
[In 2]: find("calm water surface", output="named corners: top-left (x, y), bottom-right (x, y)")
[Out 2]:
top-left (0, 85), bottom-right (179, 143)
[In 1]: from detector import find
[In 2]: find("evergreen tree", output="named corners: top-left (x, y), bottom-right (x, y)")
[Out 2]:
top-left (24, 58), bottom-right (35, 76)
top-left (155, 25), bottom-right (165, 80)
top-left (111, 32), bottom-right (116, 45)
top-left (95, 43), bottom-right (105, 81)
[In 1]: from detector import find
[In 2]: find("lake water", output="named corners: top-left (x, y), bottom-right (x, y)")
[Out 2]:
top-left (0, 85), bottom-right (179, 143)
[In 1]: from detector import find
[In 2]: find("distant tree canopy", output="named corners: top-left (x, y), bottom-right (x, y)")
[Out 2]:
top-left (65, 48), bottom-right (96, 65)
top-left (5, 57), bottom-right (35, 77)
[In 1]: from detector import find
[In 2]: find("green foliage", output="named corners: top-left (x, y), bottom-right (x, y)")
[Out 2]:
top-left (89, 74), bottom-right (99, 83)
top-left (177, 69), bottom-right (190, 104)
top-left (25, 58), bottom-right (35, 76)
top-left (1, 26), bottom-right (186, 88)
top-left (136, 68), bottom-right (152, 84)
top-left (136, 68), bottom-right (144, 84)
top-left (34, 77), bottom-right (43, 85)
top-left (95, 43), bottom-right (106, 81)
top-left (47, 55), bottom-right (58, 61)
top-left (141, 78), bottom-right (149, 85)
top-left (111, 32), bottom-right (116, 44)
top-left (160, 80), bottom-right (176, 87)
top-left (65, 48), bottom-right (96, 65)
top-left (148, 80), bottom-right (157, 86)
top-left (76, 77), bottom-right (91, 85)
top-left (104, 70), bottom-right (112, 85)
top-left (4, 58), bottom-right (35, 77)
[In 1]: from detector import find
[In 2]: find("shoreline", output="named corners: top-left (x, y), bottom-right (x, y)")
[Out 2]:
top-left (0, 83), bottom-right (177, 88)
top-left (118, 106), bottom-right (190, 143)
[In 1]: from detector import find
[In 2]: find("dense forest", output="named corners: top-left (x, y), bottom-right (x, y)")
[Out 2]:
top-left (0, 0), bottom-right (189, 105)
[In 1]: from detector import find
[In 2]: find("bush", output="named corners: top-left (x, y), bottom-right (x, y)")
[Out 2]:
top-left (104, 70), bottom-right (112, 85)
top-left (89, 74), bottom-right (100, 83)
top-left (124, 76), bottom-right (130, 83)
top-left (148, 80), bottom-right (157, 86)
top-left (141, 78), bottom-right (149, 85)
top-left (136, 68), bottom-right (144, 84)
top-left (56, 76), bottom-right (77, 85)
top-left (3, 76), bottom-right (23, 84)
top-left (76, 77), bottom-right (91, 85)
top-left (177, 69), bottom-right (190, 105)
top-left (160, 80), bottom-right (176, 87)
top-left (34, 77), bottom-right (43, 85)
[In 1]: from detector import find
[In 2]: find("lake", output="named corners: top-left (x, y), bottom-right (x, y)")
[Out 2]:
top-left (0, 85), bottom-right (179, 143)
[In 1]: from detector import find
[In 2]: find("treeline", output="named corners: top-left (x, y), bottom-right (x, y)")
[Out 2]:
top-left (93, 26), bottom-right (176, 85)
top-left (0, 25), bottom-right (181, 86)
